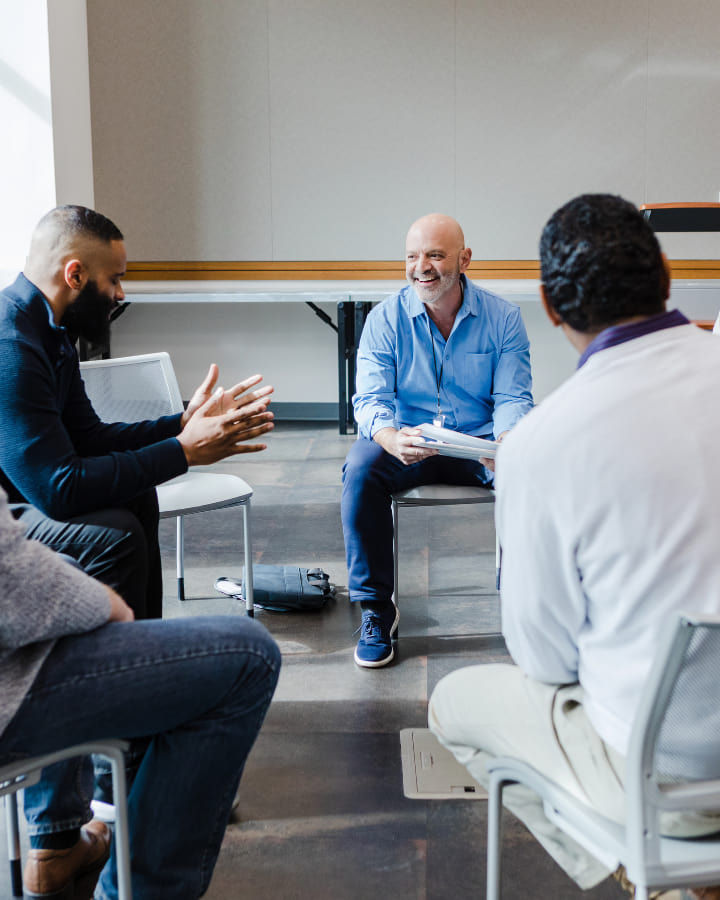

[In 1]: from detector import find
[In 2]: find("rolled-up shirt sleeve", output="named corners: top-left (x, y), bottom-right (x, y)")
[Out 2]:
top-left (353, 308), bottom-right (399, 440)
top-left (491, 306), bottom-right (533, 438)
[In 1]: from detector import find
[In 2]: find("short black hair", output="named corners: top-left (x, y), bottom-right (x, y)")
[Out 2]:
top-left (539, 193), bottom-right (667, 333)
top-left (38, 205), bottom-right (124, 244)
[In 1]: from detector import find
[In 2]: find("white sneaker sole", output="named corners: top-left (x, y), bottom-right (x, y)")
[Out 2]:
top-left (390, 605), bottom-right (400, 638)
top-left (90, 799), bottom-right (116, 823)
top-left (354, 644), bottom-right (395, 668)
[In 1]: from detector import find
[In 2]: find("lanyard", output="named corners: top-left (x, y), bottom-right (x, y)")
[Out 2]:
top-left (429, 327), bottom-right (445, 427)
top-left (428, 279), bottom-right (463, 427)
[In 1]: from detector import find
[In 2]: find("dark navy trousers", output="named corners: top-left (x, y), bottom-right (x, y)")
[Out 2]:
top-left (11, 489), bottom-right (162, 620)
top-left (341, 437), bottom-right (490, 604)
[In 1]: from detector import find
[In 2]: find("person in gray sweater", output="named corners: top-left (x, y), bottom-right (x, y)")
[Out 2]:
top-left (0, 486), bottom-right (281, 899)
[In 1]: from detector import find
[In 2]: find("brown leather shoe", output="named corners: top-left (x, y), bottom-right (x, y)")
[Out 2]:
top-left (23, 819), bottom-right (111, 900)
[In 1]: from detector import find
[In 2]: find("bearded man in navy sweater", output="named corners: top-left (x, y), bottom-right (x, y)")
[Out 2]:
top-left (0, 205), bottom-right (274, 620)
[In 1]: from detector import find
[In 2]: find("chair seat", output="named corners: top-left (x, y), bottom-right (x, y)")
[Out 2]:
top-left (392, 484), bottom-right (495, 506)
top-left (158, 471), bottom-right (253, 517)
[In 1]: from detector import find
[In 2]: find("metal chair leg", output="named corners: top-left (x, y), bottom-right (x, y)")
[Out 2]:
top-left (242, 501), bottom-right (253, 617)
top-left (5, 793), bottom-right (22, 897)
top-left (392, 498), bottom-right (400, 639)
top-left (107, 748), bottom-right (132, 899)
top-left (176, 515), bottom-right (185, 601)
top-left (486, 774), bottom-right (505, 900)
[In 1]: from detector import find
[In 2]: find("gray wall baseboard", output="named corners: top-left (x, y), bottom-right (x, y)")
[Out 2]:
top-left (272, 402), bottom-right (338, 421)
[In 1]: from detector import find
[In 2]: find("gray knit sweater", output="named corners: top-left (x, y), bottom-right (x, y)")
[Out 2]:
top-left (0, 489), bottom-right (110, 738)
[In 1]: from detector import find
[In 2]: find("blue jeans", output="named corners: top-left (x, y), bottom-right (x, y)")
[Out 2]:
top-left (341, 437), bottom-right (491, 604)
top-left (0, 615), bottom-right (281, 899)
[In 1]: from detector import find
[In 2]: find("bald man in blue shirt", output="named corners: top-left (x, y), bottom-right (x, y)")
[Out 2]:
top-left (342, 213), bottom-right (534, 668)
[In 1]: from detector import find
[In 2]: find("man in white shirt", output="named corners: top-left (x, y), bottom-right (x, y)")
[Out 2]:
top-left (429, 193), bottom-right (720, 899)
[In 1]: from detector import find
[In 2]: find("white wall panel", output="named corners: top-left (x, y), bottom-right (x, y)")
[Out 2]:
top-left (88, 0), bottom-right (273, 260)
top-left (87, 0), bottom-right (720, 262)
top-left (455, 0), bottom-right (648, 258)
top-left (110, 301), bottom-right (339, 403)
top-left (267, 0), bottom-right (456, 259)
top-left (83, 0), bottom-right (720, 403)
top-left (645, 0), bottom-right (720, 259)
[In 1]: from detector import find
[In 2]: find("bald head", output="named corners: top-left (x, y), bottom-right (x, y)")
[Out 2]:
top-left (406, 213), bottom-right (466, 253)
top-left (405, 213), bottom-right (471, 313)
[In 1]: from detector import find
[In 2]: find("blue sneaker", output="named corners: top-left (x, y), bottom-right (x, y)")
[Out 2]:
top-left (354, 604), bottom-right (400, 668)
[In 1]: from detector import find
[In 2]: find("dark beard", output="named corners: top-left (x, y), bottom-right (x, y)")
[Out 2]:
top-left (60, 279), bottom-right (113, 345)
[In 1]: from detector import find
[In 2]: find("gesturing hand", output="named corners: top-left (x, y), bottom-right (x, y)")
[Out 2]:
top-left (182, 364), bottom-right (262, 426)
top-left (181, 364), bottom-right (221, 427)
top-left (177, 374), bottom-right (275, 466)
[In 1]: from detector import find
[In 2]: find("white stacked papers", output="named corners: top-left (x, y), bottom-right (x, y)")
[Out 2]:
top-left (412, 423), bottom-right (498, 460)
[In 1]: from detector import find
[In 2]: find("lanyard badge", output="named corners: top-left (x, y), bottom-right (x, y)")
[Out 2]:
top-left (430, 327), bottom-right (445, 427)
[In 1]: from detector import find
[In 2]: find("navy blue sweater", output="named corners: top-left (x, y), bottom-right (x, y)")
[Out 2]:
top-left (0, 274), bottom-right (188, 519)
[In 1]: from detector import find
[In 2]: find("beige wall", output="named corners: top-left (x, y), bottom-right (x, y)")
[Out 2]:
top-left (85, 0), bottom-right (720, 405)
top-left (87, 0), bottom-right (720, 263)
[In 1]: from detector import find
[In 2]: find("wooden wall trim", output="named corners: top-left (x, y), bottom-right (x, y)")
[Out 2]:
top-left (124, 259), bottom-right (720, 281)
top-left (665, 260), bottom-right (720, 279)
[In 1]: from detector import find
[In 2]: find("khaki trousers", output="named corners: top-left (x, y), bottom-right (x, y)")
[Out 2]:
top-left (430, 663), bottom-right (720, 889)
top-left (429, 664), bottom-right (629, 889)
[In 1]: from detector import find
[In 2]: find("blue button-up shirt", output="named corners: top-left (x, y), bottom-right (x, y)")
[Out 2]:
top-left (353, 276), bottom-right (534, 439)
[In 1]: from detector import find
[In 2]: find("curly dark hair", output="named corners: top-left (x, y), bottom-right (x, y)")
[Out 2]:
top-left (539, 194), bottom-right (668, 333)
top-left (37, 205), bottom-right (123, 244)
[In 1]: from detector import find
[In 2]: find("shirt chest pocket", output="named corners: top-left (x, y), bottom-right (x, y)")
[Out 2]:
top-left (462, 352), bottom-right (494, 396)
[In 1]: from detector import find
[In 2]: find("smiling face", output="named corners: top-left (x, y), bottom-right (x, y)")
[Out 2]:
top-left (405, 214), bottom-right (471, 309)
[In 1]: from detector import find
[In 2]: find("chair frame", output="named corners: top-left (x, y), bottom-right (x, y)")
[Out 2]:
top-left (1, 740), bottom-right (131, 899)
top-left (158, 471), bottom-right (254, 614)
top-left (391, 484), bottom-right (499, 633)
top-left (486, 614), bottom-right (720, 900)
top-left (79, 352), bottom-right (255, 614)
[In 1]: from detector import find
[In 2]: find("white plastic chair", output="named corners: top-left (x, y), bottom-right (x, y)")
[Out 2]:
top-left (1, 740), bottom-right (131, 898)
top-left (486, 613), bottom-right (720, 900)
top-left (80, 352), bottom-right (254, 614)
top-left (391, 484), bottom-right (499, 633)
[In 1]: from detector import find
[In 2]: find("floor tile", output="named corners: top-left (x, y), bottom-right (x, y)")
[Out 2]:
top-left (0, 423), bottom-right (631, 899)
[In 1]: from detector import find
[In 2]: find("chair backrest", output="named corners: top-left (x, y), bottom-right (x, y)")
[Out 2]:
top-left (625, 613), bottom-right (720, 872)
top-left (80, 352), bottom-right (184, 422)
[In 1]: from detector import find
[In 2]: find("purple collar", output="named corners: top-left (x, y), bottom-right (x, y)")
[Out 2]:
top-left (577, 309), bottom-right (690, 369)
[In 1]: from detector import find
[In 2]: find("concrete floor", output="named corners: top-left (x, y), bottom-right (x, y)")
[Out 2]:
top-left (0, 422), bottom-right (628, 899)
